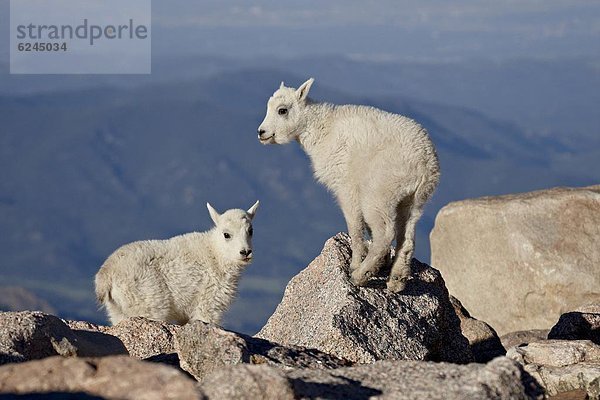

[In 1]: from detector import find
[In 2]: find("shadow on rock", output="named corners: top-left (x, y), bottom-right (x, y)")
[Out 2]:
top-left (549, 311), bottom-right (599, 345)
top-left (290, 376), bottom-right (382, 400)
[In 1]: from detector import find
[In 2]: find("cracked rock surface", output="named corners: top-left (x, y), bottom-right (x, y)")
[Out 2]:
top-left (257, 233), bottom-right (472, 364)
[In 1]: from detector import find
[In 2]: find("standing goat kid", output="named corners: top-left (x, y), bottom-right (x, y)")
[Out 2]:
top-left (258, 79), bottom-right (439, 292)
top-left (95, 201), bottom-right (259, 325)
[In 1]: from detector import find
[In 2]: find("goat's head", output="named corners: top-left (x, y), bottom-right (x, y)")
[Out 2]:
top-left (207, 201), bottom-right (259, 265)
top-left (258, 78), bottom-right (314, 145)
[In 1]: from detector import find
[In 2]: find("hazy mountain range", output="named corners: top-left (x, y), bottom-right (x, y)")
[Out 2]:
top-left (1, 56), bottom-right (598, 333)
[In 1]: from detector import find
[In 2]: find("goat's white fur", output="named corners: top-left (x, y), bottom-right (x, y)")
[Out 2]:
top-left (258, 78), bottom-right (439, 292)
top-left (95, 201), bottom-right (259, 325)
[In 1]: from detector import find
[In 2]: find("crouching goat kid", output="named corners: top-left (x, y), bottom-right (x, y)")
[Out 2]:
top-left (95, 201), bottom-right (260, 325)
top-left (258, 78), bottom-right (439, 292)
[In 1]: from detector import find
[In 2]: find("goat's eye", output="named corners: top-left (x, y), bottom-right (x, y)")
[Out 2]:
top-left (278, 108), bottom-right (288, 115)
top-left (249, 227), bottom-right (253, 236)
top-left (223, 233), bottom-right (231, 239)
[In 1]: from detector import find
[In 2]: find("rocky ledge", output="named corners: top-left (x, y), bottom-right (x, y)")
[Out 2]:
top-left (2, 231), bottom-right (599, 398)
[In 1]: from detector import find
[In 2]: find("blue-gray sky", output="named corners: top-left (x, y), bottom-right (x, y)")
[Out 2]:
top-left (1, 0), bottom-right (599, 62)
top-left (153, 0), bottom-right (597, 31)
top-left (148, 0), bottom-right (600, 59)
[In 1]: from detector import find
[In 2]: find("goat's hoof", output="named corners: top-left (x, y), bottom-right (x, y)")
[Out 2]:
top-left (387, 275), bottom-right (408, 293)
top-left (350, 269), bottom-right (370, 287)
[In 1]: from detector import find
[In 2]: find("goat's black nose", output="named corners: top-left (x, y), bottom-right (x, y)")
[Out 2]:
top-left (258, 129), bottom-right (266, 135)
top-left (240, 249), bottom-right (252, 256)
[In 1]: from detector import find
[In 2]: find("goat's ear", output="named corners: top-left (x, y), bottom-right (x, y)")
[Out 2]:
top-left (247, 200), bottom-right (260, 220)
top-left (296, 78), bottom-right (314, 101)
top-left (206, 203), bottom-right (220, 225)
top-left (279, 81), bottom-right (285, 89)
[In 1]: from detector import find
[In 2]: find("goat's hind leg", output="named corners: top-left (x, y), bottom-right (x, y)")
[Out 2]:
top-left (388, 200), bottom-right (423, 293)
top-left (351, 205), bottom-right (396, 286)
top-left (339, 194), bottom-right (367, 272)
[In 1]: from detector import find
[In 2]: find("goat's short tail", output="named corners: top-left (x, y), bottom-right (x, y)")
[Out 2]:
top-left (94, 268), bottom-right (112, 307)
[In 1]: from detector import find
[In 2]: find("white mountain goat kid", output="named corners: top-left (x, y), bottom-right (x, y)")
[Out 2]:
top-left (95, 201), bottom-right (259, 325)
top-left (258, 79), bottom-right (439, 292)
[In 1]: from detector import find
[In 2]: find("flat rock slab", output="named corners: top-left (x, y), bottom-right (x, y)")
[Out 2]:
top-left (67, 317), bottom-right (180, 359)
top-left (508, 340), bottom-right (600, 367)
top-left (0, 311), bottom-right (127, 365)
top-left (257, 233), bottom-right (472, 364)
top-left (529, 363), bottom-right (600, 399)
top-left (0, 355), bottom-right (204, 399)
top-left (175, 321), bottom-right (351, 381)
top-left (501, 330), bottom-right (549, 350)
top-left (201, 364), bottom-right (296, 400)
top-left (200, 357), bottom-right (542, 399)
top-left (0, 311), bottom-right (186, 366)
top-left (430, 185), bottom-right (600, 334)
top-left (508, 340), bottom-right (600, 399)
top-left (0, 311), bottom-right (79, 365)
